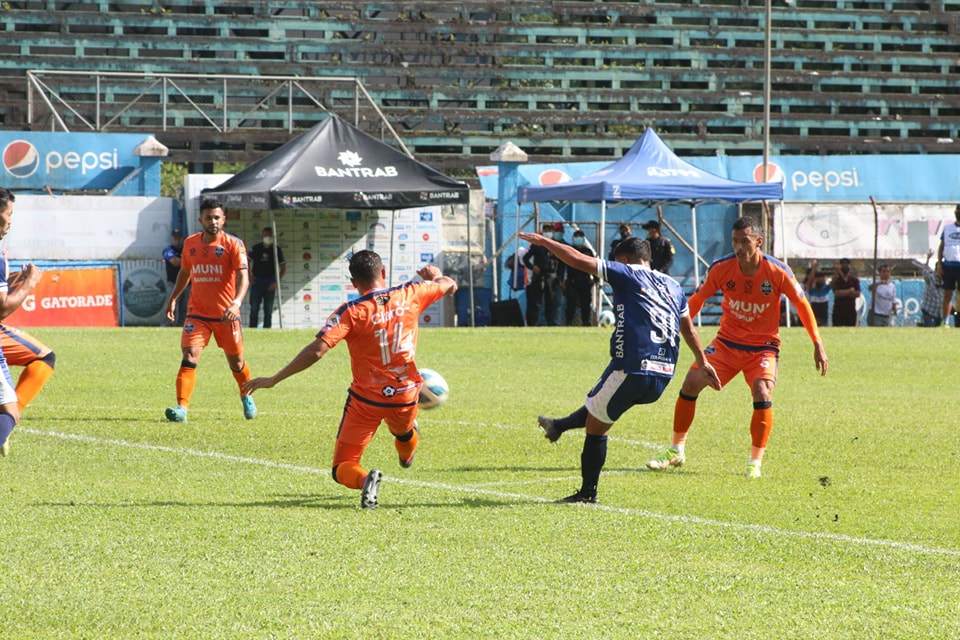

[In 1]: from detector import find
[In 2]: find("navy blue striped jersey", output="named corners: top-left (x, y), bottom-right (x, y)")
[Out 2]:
top-left (597, 259), bottom-right (689, 377)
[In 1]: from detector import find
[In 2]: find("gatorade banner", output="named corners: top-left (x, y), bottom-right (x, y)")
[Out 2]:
top-left (6, 267), bottom-right (119, 327)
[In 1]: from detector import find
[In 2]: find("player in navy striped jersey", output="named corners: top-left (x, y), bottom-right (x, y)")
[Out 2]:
top-left (518, 231), bottom-right (720, 504)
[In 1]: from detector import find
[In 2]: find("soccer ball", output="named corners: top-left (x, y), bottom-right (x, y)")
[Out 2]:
top-left (598, 309), bottom-right (615, 328)
top-left (418, 368), bottom-right (449, 409)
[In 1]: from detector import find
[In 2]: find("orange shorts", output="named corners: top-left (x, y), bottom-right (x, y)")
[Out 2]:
top-left (181, 316), bottom-right (244, 355)
top-left (695, 339), bottom-right (779, 388)
top-left (332, 389), bottom-right (418, 467)
top-left (0, 324), bottom-right (53, 367)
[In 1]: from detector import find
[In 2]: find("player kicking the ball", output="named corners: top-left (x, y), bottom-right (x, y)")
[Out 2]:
top-left (646, 216), bottom-right (828, 478)
top-left (243, 250), bottom-right (457, 510)
top-left (519, 231), bottom-right (720, 504)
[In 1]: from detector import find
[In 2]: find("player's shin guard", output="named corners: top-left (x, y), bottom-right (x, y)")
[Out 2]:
top-left (554, 406), bottom-right (589, 433)
top-left (393, 425), bottom-right (419, 465)
top-left (673, 392), bottom-right (698, 434)
top-left (580, 434), bottom-right (607, 497)
top-left (0, 412), bottom-right (16, 447)
top-left (15, 353), bottom-right (56, 412)
top-left (231, 362), bottom-right (251, 393)
top-left (332, 462), bottom-right (367, 490)
top-left (332, 441), bottom-right (368, 489)
top-left (750, 401), bottom-right (774, 449)
top-left (176, 360), bottom-right (198, 408)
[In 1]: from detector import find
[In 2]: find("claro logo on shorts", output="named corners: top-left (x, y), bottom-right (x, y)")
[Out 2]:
top-left (791, 167), bottom-right (862, 193)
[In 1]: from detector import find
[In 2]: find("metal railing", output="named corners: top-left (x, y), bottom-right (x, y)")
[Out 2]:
top-left (25, 70), bottom-right (413, 157)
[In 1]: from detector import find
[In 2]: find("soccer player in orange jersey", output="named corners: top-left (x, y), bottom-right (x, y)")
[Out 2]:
top-left (647, 216), bottom-right (828, 478)
top-left (243, 250), bottom-right (457, 509)
top-left (0, 187), bottom-right (45, 457)
top-left (163, 198), bottom-right (256, 423)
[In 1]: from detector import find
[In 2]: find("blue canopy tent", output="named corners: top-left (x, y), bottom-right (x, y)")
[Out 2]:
top-left (518, 129), bottom-right (784, 321)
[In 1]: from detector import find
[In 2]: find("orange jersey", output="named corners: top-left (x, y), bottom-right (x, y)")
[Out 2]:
top-left (181, 232), bottom-right (248, 319)
top-left (690, 253), bottom-right (821, 350)
top-left (318, 281), bottom-right (447, 405)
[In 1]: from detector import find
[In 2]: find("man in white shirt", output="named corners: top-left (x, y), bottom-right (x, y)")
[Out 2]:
top-left (868, 264), bottom-right (897, 326)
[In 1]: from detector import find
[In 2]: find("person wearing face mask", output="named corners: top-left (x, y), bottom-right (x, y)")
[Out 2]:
top-left (522, 221), bottom-right (565, 326)
top-left (608, 223), bottom-right (632, 261)
top-left (803, 259), bottom-right (830, 327)
top-left (248, 226), bottom-right (286, 329)
top-left (563, 229), bottom-right (598, 326)
top-left (831, 258), bottom-right (861, 326)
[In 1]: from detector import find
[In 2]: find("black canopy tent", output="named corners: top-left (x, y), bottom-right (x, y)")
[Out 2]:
top-left (203, 114), bottom-right (471, 327)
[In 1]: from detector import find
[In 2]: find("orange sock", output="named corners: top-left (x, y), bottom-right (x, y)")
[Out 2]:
top-left (332, 462), bottom-right (368, 490)
top-left (750, 402), bottom-right (774, 449)
top-left (176, 363), bottom-right (197, 408)
top-left (393, 426), bottom-right (419, 466)
top-left (16, 360), bottom-right (55, 412)
top-left (232, 362), bottom-right (251, 394)
top-left (673, 393), bottom-right (698, 436)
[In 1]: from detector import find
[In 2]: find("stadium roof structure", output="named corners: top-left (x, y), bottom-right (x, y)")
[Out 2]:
top-left (518, 128), bottom-right (783, 205)
top-left (203, 114), bottom-right (469, 210)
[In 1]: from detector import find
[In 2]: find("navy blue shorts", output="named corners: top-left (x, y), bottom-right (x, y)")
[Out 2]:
top-left (584, 362), bottom-right (671, 424)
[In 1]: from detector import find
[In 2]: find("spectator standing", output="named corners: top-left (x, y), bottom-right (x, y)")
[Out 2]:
top-left (607, 223), bottom-right (632, 260)
top-left (503, 245), bottom-right (529, 293)
top-left (868, 264), bottom-right (897, 326)
top-left (936, 205), bottom-right (960, 323)
top-left (522, 221), bottom-right (565, 326)
top-left (162, 228), bottom-right (189, 327)
top-left (641, 219), bottom-right (676, 274)
top-left (248, 226), bottom-right (286, 329)
top-left (831, 258), bottom-right (860, 326)
top-left (563, 229), bottom-right (597, 326)
top-left (803, 260), bottom-right (831, 327)
top-left (913, 250), bottom-right (943, 327)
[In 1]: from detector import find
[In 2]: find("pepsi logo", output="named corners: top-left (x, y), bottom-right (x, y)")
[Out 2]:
top-left (3, 140), bottom-right (40, 179)
top-left (752, 161), bottom-right (785, 184)
top-left (539, 169), bottom-right (572, 186)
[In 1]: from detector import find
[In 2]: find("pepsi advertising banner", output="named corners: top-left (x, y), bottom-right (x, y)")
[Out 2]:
top-left (478, 153), bottom-right (960, 203)
top-left (1, 132), bottom-right (147, 192)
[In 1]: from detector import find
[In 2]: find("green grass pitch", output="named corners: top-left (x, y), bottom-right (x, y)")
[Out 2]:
top-left (1, 325), bottom-right (958, 639)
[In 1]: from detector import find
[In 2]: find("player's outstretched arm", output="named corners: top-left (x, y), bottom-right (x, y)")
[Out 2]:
top-left (417, 265), bottom-right (458, 296)
top-left (243, 338), bottom-right (330, 393)
top-left (518, 231), bottom-right (598, 276)
top-left (813, 341), bottom-right (828, 377)
top-left (0, 263), bottom-right (43, 321)
top-left (679, 315), bottom-right (722, 390)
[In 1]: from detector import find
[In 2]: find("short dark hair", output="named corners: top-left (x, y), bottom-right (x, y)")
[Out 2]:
top-left (199, 197), bottom-right (224, 214)
top-left (262, 226), bottom-right (273, 234)
top-left (349, 250), bottom-right (383, 282)
top-left (573, 229), bottom-right (586, 237)
top-left (0, 187), bottom-right (15, 210)
top-left (733, 216), bottom-right (762, 236)
top-left (612, 237), bottom-right (651, 263)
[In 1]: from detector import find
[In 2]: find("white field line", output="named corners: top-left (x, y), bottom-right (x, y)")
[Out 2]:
top-left (19, 427), bottom-right (960, 559)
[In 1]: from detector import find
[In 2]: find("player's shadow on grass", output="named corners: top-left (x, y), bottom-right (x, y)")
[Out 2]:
top-left (36, 494), bottom-right (527, 511)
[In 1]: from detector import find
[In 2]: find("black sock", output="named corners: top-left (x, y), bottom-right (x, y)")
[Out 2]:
top-left (580, 433), bottom-right (607, 497)
top-left (555, 406), bottom-right (589, 433)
